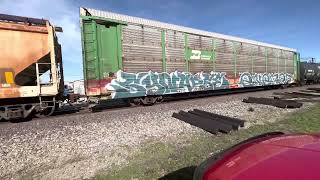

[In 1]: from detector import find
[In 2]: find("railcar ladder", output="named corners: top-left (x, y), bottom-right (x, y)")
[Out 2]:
top-left (39, 96), bottom-right (56, 108)
top-left (36, 62), bottom-right (56, 111)
top-left (35, 62), bottom-right (54, 88)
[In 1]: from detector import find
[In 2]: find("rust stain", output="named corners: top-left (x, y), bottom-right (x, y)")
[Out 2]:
top-left (0, 22), bottom-right (48, 33)
top-left (0, 27), bottom-right (50, 74)
top-left (0, 88), bottom-right (20, 98)
top-left (0, 23), bottom-right (50, 74)
top-left (0, 20), bottom-right (52, 99)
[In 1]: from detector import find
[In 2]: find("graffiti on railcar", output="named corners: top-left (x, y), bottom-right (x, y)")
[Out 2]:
top-left (238, 72), bottom-right (294, 87)
top-left (106, 70), bottom-right (229, 98)
top-left (105, 70), bottom-right (295, 99)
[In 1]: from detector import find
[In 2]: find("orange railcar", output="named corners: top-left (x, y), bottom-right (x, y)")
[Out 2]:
top-left (0, 14), bottom-right (63, 120)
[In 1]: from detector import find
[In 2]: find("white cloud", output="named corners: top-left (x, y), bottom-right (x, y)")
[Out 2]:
top-left (0, 0), bottom-right (82, 64)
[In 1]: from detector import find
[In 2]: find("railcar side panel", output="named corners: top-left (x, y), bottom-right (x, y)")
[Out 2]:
top-left (0, 18), bottom-right (62, 99)
top-left (0, 14), bottom-right (63, 120)
top-left (80, 8), bottom-right (299, 100)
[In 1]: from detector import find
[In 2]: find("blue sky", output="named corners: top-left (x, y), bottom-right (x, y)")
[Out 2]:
top-left (1, 0), bottom-right (319, 81)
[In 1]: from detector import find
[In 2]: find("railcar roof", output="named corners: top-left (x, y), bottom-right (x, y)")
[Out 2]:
top-left (80, 7), bottom-right (296, 52)
top-left (0, 13), bottom-right (47, 26)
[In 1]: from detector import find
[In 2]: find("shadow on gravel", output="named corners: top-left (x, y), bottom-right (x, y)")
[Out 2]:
top-left (91, 99), bottom-right (131, 112)
top-left (9, 117), bottom-right (33, 123)
top-left (159, 166), bottom-right (196, 180)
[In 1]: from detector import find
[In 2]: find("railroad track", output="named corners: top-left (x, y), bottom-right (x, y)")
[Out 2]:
top-left (0, 84), bottom-right (318, 124)
top-left (1, 84), bottom-right (319, 179)
top-left (57, 86), bottom-right (271, 114)
top-left (39, 86), bottom-right (300, 115)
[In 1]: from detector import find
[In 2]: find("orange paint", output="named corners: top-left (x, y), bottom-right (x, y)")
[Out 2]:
top-left (0, 20), bottom-right (54, 99)
top-left (0, 88), bottom-right (20, 98)
top-left (0, 22), bottom-right (50, 74)
top-left (228, 77), bottom-right (240, 88)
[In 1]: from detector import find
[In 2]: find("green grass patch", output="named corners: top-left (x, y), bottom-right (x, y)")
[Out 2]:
top-left (95, 104), bottom-right (320, 180)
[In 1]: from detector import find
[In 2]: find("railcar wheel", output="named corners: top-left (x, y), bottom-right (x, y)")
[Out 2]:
top-left (129, 98), bottom-right (141, 106)
top-left (156, 96), bottom-right (164, 103)
top-left (280, 84), bottom-right (288, 89)
top-left (35, 102), bottom-right (56, 118)
top-left (140, 96), bottom-right (156, 106)
top-left (35, 107), bottom-right (55, 118)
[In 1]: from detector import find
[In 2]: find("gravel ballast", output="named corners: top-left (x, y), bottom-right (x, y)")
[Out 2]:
top-left (0, 85), bottom-right (318, 179)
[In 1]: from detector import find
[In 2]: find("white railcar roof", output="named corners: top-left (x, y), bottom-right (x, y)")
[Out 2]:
top-left (80, 7), bottom-right (296, 52)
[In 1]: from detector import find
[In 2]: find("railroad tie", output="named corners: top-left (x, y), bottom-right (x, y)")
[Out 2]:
top-left (307, 88), bottom-right (320, 92)
top-left (291, 91), bottom-right (320, 97)
top-left (172, 112), bottom-right (218, 134)
top-left (192, 109), bottom-right (245, 128)
top-left (172, 109), bottom-right (245, 134)
top-left (243, 97), bottom-right (303, 108)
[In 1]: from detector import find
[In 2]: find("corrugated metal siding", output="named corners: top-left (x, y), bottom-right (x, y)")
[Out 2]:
top-left (122, 59), bottom-right (162, 72)
top-left (267, 57), bottom-right (278, 73)
top-left (81, 7), bottom-right (296, 52)
top-left (236, 54), bottom-right (251, 72)
top-left (189, 60), bottom-right (213, 73)
top-left (122, 25), bottom-right (162, 72)
top-left (166, 31), bottom-right (184, 48)
top-left (123, 25), bottom-right (161, 46)
top-left (286, 51), bottom-right (294, 74)
top-left (81, 7), bottom-right (297, 79)
top-left (188, 34), bottom-right (212, 50)
top-left (165, 30), bottom-right (185, 72)
top-left (215, 52), bottom-right (234, 75)
top-left (215, 39), bottom-right (234, 53)
top-left (166, 60), bottom-right (185, 72)
top-left (166, 47), bottom-right (184, 61)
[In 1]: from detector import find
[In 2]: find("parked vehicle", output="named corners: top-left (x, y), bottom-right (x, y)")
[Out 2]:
top-left (193, 132), bottom-right (320, 180)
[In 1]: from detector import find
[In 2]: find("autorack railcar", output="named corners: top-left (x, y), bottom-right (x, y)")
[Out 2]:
top-left (80, 7), bottom-right (300, 105)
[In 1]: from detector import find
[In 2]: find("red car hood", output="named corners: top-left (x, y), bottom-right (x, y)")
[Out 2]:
top-left (196, 133), bottom-right (320, 180)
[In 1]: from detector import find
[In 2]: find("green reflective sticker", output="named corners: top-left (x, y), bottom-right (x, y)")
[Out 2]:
top-left (187, 49), bottom-right (213, 60)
